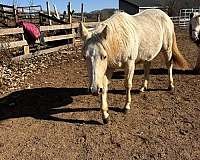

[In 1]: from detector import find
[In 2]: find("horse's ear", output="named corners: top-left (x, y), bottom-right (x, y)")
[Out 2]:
top-left (79, 22), bottom-right (89, 40)
top-left (190, 13), bottom-right (194, 19)
top-left (100, 25), bottom-right (108, 40)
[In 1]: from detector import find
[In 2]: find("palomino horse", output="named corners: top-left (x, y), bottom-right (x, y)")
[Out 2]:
top-left (189, 12), bottom-right (200, 72)
top-left (80, 9), bottom-right (189, 124)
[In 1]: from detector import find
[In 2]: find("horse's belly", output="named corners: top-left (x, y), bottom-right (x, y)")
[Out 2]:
top-left (137, 41), bottom-right (162, 61)
top-left (138, 50), bottom-right (160, 61)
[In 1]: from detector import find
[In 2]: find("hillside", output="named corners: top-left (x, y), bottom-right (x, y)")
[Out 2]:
top-left (74, 8), bottom-right (117, 22)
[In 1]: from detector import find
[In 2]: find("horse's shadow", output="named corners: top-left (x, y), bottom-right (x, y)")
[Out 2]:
top-left (110, 68), bottom-right (196, 94)
top-left (0, 87), bottom-right (103, 125)
top-left (0, 68), bottom-right (196, 125)
top-left (112, 68), bottom-right (196, 79)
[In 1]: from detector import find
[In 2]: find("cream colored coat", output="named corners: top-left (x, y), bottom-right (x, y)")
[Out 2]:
top-left (80, 9), bottom-right (189, 123)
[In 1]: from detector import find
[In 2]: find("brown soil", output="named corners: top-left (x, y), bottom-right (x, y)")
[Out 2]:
top-left (0, 30), bottom-right (200, 160)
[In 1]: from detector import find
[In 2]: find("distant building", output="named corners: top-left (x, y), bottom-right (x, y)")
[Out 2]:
top-left (119, 0), bottom-right (168, 15)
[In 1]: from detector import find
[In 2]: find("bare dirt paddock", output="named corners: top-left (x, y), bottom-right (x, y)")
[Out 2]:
top-left (0, 29), bottom-right (200, 160)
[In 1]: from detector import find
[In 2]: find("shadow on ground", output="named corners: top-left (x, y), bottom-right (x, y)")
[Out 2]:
top-left (112, 68), bottom-right (196, 79)
top-left (0, 87), bottom-right (103, 125)
top-left (0, 68), bottom-right (195, 125)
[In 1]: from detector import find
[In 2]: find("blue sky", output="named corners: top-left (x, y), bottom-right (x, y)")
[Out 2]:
top-left (1, 0), bottom-right (118, 13)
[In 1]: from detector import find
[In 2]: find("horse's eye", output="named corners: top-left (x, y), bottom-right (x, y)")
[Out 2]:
top-left (101, 55), bottom-right (107, 60)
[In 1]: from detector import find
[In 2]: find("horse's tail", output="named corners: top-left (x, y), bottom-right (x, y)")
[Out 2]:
top-left (172, 32), bottom-right (190, 69)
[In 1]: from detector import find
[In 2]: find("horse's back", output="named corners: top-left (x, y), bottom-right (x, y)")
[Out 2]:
top-left (90, 9), bottom-right (175, 65)
top-left (134, 9), bottom-right (173, 25)
top-left (132, 9), bottom-right (174, 61)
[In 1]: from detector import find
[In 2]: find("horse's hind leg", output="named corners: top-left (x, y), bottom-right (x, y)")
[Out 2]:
top-left (167, 59), bottom-right (174, 91)
top-left (164, 51), bottom-right (174, 91)
top-left (140, 61), bottom-right (151, 92)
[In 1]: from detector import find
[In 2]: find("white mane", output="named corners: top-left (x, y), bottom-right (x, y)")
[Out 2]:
top-left (93, 11), bottom-right (135, 61)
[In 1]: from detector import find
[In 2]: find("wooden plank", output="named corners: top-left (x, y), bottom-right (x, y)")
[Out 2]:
top-left (0, 10), bottom-right (14, 14)
top-left (17, 17), bottom-right (40, 20)
top-left (0, 4), bottom-right (14, 8)
top-left (44, 34), bottom-right (75, 42)
top-left (0, 28), bottom-right (24, 36)
top-left (1, 40), bottom-right (28, 48)
top-left (85, 22), bottom-right (99, 28)
top-left (23, 45), bottom-right (30, 55)
top-left (39, 22), bottom-right (97, 32)
top-left (0, 22), bottom-right (98, 36)
top-left (12, 43), bottom-right (74, 63)
top-left (39, 12), bottom-right (66, 24)
top-left (0, 14), bottom-right (12, 20)
top-left (17, 5), bottom-right (42, 9)
top-left (18, 12), bottom-right (40, 15)
top-left (40, 23), bottom-right (79, 31)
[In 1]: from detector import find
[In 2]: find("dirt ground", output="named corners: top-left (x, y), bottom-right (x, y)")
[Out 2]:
top-left (0, 29), bottom-right (200, 160)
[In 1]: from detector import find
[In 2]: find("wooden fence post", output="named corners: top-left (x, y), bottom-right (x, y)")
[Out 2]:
top-left (22, 34), bottom-right (30, 55)
top-left (29, 6), bottom-right (32, 22)
top-left (53, 4), bottom-right (60, 19)
top-left (72, 28), bottom-right (76, 45)
top-left (81, 3), bottom-right (84, 22)
top-left (97, 13), bottom-right (101, 22)
top-left (39, 12), bottom-right (42, 25)
top-left (67, 2), bottom-right (72, 24)
top-left (46, 1), bottom-right (52, 25)
top-left (0, 5), bottom-right (5, 24)
top-left (13, 5), bottom-right (18, 24)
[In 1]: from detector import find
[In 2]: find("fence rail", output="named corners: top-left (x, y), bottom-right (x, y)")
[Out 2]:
top-left (0, 22), bottom-right (98, 56)
top-left (171, 8), bottom-right (200, 29)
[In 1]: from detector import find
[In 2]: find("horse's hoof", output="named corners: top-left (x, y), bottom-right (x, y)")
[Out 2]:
top-left (123, 108), bottom-right (130, 114)
top-left (140, 87), bottom-right (147, 93)
top-left (140, 87), bottom-right (145, 92)
top-left (103, 117), bottom-right (110, 124)
top-left (168, 86), bottom-right (175, 92)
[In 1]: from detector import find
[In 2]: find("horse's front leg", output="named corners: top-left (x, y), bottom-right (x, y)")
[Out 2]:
top-left (101, 69), bottom-right (114, 124)
top-left (124, 60), bottom-right (135, 112)
top-left (101, 75), bottom-right (109, 124)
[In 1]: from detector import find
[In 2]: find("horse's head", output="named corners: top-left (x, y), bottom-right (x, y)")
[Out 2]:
top-left (80, 23), bottom-right (108, 96)
top-left (189, 13), bottom-right (200, 42)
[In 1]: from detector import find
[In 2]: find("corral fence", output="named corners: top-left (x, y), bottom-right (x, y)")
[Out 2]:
top-left (0, 2), bottom-right (98, 61)
top-left (0, 2), bottom-right (87, 27)
top-left (17, 5), bottom-right (42, 25)
top-left (0, 3), bottom-right (67, 26)
top-left (170, 8), bottom-right (200, 29)
top-left (0, 22), bottom-right (98, 61)
top-left (0, 4), bottom-right (18, 27)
